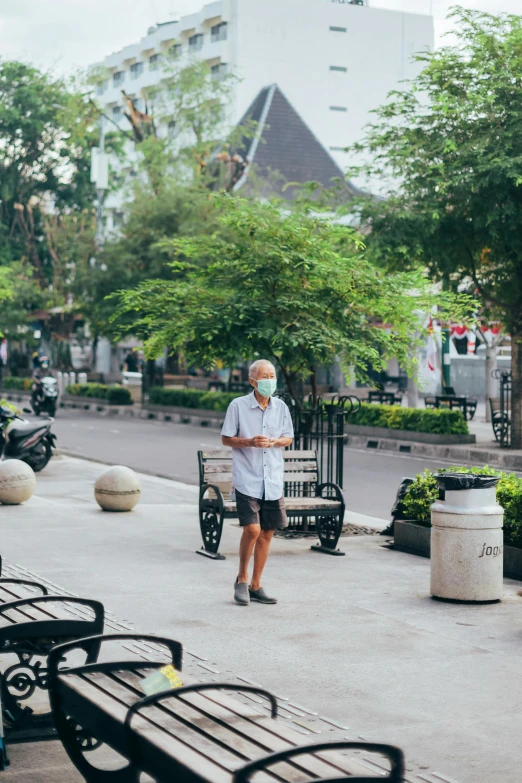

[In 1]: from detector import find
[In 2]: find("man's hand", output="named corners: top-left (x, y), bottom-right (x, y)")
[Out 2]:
top-left (250, 436), bottom-right (272, 448)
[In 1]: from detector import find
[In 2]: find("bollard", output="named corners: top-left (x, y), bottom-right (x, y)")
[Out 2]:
top-left (69, 371), bottom-right (76, 386)
top-left (430, 473), bottom-right (503, 603)
top-left (78, 372), bottom-right (87, 385)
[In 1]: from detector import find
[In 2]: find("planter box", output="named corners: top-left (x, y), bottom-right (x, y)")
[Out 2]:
top-left (394, 519), bottom-right (522, 579)
top-left (394, 520), bottom-right (431, 558)
top-left (345, 423), bottom-right (475, 445)
top-left (145, 404), bottom-right (226, 421)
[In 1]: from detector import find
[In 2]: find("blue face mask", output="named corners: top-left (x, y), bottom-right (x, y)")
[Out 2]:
top-left (256, 378), bottom-right (277, 398)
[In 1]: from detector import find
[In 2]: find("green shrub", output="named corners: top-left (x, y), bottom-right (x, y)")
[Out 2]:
top-left (402, 466), bottom-right (522, 548)
top-left (107, 387), bottom-right (132, 405)
top-left (349, 403), bottom-right (468, 435)
top-left (2, 376), bottom-right (32, 391)
top-left (66, 383), bottom-right (109, 399)
top-left (148, 387), bottom-right (243, 411)
top-left (66, 383), bottom-right (131, 404)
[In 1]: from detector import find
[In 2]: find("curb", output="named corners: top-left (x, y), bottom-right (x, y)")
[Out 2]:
top-left (345, 433), bottom-right (522, 472)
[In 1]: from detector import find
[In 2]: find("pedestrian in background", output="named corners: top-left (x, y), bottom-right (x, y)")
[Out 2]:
top-left (221, 360), bottom-right (294, 605)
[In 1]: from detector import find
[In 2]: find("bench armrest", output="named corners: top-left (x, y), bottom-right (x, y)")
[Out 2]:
top-left (200, 483), bottom-right (225, 506)
top-left (233, 741), bottom-right (405, 783)
top-left (125, 683), bottom-right (278, 743)
top-left (0, 578), bottom-right (48, 595)
top-left (48, 632), bottom-right (183, 682)
top-left (316, 483), bottom-right (344, 504)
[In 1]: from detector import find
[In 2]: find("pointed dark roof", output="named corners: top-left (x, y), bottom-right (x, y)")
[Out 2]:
top-left (233, 84), bottom-right (359, 200)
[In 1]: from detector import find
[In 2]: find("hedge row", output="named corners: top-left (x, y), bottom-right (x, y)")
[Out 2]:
top-left (66, 383), bottom-right (132, 405)
top-left (402, 467), bottom-right (522, 549)
top-left (148, 387), bottom-right (243, 412)
top-left (349, 403), bottom-right (469, 435)
top-left (1, 377), bottom-right (32, 391)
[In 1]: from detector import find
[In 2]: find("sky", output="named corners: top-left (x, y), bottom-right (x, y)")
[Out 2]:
top-left (0, 0), bottom-right (521, 74)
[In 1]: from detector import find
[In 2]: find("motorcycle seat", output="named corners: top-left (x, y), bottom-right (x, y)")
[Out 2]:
top-left (7, 422), bottom-right (49, 441)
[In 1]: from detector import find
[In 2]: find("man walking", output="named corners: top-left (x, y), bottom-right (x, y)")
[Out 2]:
top-left (221, 360), bottom-right (294, 605)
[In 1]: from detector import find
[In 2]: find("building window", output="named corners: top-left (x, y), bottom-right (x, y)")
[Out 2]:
top-left (211, 22), bottom-right (228, 43)
top-left (112, 105), bottom-right (122, 118)
top-left (168, 119), bottom-right (177, 136)
top-left (170, 43), bottom-right (182, 57)
top-left (329, 26), bottom-right (347, 32)
top-left (188, 34), bottom-right (204, 52)
top-left (96, 82), bottom-right (107, 96)
top-left (130, 62), bottom-right (144, 79)
top-left (113, 71), bottom-right (125, 86)
top-left (330, 106), bottom-right (347, 112)
top-left (211, 63), bottom-right (228, 80)
top-left (330, 66), bottom-right (347, 72)
top-left (149, 53), bottom-right (162, 70)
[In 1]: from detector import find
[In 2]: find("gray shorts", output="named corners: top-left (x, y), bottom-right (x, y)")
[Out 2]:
top-left (235, 490), bottom-right (288, 531)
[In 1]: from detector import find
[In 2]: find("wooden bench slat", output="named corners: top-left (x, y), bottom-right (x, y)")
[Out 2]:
top-left (119, 670), bottom-right (368, 781)
top-left (194, 683), bottom-right (371, 779)
top-left (203, 463), bottom-right (232, 473)
top-left (81, 672), bottom-right (267, 779)
top-left (59, 672), bottom-right (232, 783)
top-left (63, 667), bottom-right (369, 782)
top-left (222, 497), bottom-right (341, 513)
top-left (204, 472), bottom-right (233, 484)
top-left (283, 473), bottom-right (317, 483)
top-left (203, 472), bottom-right (318, 485)
top-left (201, 450), bottom-right (317, 460)
top-left (280, 462), bottom-right (317, 472)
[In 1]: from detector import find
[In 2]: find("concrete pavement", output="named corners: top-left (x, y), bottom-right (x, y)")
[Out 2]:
top-left (1, 456), bottom-right (521, 782)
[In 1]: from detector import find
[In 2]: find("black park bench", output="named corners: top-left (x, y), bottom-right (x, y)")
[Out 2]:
top-left (0, 573), bottom-right (104, 741)
top-left (48, 632), bottom-right (405, 783)
top-left (198, 450), bottom-right (346, 559)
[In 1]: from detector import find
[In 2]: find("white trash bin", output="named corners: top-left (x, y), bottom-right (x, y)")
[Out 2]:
top-left (430, 473), bottom-right (503, 603)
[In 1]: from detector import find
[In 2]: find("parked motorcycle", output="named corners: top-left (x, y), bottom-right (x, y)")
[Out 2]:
top-left (0, 406), bottom-right (57, 472)
top-left (31, 376), bottom-right (58, 417)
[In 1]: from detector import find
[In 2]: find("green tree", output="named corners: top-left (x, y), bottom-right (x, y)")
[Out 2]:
top-left (349, 8), bottom-right (522, 447)
top-left (82, 56), bottom-right (250, 347)
top-left (112, 196), bottom-right (473, 406)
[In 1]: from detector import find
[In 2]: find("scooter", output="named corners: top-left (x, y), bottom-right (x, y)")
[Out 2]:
top-left (0, 406), bottom-right (57, 472)
top-left (31, 376), bottom-right (58, 417)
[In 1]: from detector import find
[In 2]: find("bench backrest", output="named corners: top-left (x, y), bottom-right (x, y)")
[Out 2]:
top-left (198, 450), bottom-right (318, 499)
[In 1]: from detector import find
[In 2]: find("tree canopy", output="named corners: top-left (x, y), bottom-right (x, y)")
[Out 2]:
top-left (113, 195), bottom-right (473, 405)
top-left (349, 8), bottom-right (522, 446)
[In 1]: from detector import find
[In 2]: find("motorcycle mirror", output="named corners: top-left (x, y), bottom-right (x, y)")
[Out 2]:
top-left (23, 408), bottom-right (32, 414)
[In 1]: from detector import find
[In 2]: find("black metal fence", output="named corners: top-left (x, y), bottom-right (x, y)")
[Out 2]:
top-left (278, 394), bottom-right (360, 490)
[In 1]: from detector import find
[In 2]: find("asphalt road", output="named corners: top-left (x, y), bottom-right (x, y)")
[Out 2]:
top-left (52, 409), bottom-right (453, 520)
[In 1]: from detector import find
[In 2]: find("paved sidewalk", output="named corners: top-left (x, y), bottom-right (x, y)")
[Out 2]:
top-left (0, 457), bottom-right (521, 782)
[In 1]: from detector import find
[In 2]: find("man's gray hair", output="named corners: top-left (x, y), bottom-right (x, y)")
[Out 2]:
top-left (249, 360), bottom-right (275, 380)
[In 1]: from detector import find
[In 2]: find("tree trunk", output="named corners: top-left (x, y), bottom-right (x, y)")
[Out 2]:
top-left (511, 330), bottom-right (522, 449)
top-left (485, 344), bottom-right (498, 423)
top-left (310, 369), bottom-right (318, 409)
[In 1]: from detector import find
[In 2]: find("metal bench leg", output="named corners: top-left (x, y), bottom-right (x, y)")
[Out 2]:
top-left (53, 700), bottom-right (139, 783)
top-left (197, 505), bottom-right (226, 560)
top-left (311, 514), bottom-right (345, 556)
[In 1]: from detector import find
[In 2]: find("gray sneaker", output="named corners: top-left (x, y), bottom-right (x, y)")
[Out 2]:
top-left (249, 586), bottom-right (277, 605)
top-left (234, 579), bottom-right (250, 605)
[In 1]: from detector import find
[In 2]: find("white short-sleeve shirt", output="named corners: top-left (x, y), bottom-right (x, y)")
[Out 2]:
top-left (221, 392), bottom-right (294, 500)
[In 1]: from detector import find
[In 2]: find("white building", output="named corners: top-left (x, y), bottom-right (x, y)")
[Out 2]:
top-left (94, 0), bottom-right (433, 181)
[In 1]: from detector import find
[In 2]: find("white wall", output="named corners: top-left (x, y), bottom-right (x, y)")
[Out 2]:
top-left (232, 0), bottom-right (433, 171)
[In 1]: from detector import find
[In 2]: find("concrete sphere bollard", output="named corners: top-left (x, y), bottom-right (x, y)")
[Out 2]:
top-left (94, 465), bottom-right (141, 512)
top-left (0, 459), bottom-right (36, 505)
